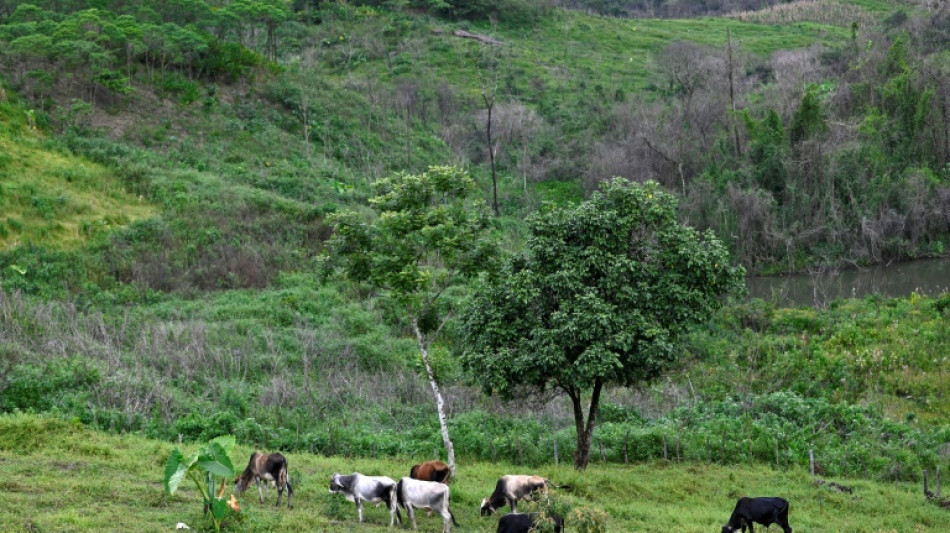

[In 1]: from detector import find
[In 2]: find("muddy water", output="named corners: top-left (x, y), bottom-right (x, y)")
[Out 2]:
top-left (746, 258), bottom-right (950, 307)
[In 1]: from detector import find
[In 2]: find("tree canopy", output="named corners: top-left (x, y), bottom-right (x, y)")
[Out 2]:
top-left (460, 178), bottom-right (745, 469)
top-left (322, 165), bottom-right (499, 475)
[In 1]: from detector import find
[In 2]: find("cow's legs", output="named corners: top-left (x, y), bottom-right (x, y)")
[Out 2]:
top-left (387, 501), bottom-right (401, 527)
top-left (509, 498), bottom-right (517, 513)
top-left (356, 500), bottom-right (365, 523)
top-left (777, 506), bottom-right (791, 533)
top-left (276, 484), bottom-right (283, 507)
top-left (256, 477), bottom-right (265, 504)
top-left (285, 481), bottom-right (293, 509)
top-left (440, 509), bottom-right (451, 533)
top-left (406, 504), bottom-right (418, 530)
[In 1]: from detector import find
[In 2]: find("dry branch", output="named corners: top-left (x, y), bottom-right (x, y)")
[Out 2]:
top-left (432, 28), bottom-right (503, 46)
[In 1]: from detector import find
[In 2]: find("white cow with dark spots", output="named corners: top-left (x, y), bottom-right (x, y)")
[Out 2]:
top-left (329, 472), bottom-right (401, 526)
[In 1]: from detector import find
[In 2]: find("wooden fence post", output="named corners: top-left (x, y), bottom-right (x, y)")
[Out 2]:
top-left (663, 434), bottom-right (669, 461)
top-left (553, 438), bottom-right (558, 465)
top-left (924, 469), bottom-right (930, 498)
top-left (599, 439), bottom-right (607, 465)
top-left (809, 449), bottom-right (815, 477)
top-left (623, 430), bottom-right (629, 465)
top-left (937, 465), bottom-right (942, 500)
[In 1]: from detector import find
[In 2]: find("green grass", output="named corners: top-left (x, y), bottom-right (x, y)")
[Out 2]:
top-left (0, 99), bottom-right (156, 250)
top-left (0, 413), bottom-right (946, 532)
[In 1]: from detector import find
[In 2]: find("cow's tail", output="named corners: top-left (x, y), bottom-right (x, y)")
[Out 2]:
top-left (450, 510), bottom-right (460, 527)
top-left (394, 479), bottom-right (405, 508)
top-left (282, 465), bottom-right (294, 509)
top-left (387, 483), bottom-right (402, 525)
top-left (434, 468), bottom-right (451, 485)
top-left (279, 461), bottom-right (291, 493)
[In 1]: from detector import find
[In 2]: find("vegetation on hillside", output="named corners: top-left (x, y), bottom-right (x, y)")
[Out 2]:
top-left (0, 95), bottom-right (155, 250)
top-left (0, 1), bottom-right (948, 522)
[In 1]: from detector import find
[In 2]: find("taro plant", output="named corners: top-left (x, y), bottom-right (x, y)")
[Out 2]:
top-left (163, 435), bottom-right (240, 532)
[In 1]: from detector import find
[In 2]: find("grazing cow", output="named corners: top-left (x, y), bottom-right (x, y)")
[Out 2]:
top-left (721, 497), bottom-right (792, 533)
top-left (329, 473), bottom-right (401, 526)
top-left (410, 460), bottom-right (452, 484)
top-left (395, 477), bottom-right (460, 533)
top-left (234, 452), bottom-right (293, 509)
top-left (496, 512), bottom-right (564, 533)
top-left (480, 475), bottom-right (570, 516)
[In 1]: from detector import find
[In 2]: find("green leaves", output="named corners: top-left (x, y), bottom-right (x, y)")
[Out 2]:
top-left (461, 178), bottom-right (744, 467)
top-left (323, 165), bottom-right (498, 320)
top-left (163, 448), bottom-right (191, 495)
top-left (162, 435), bottom-right (237, 530)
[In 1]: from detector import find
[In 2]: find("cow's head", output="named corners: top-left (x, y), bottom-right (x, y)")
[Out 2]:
top-left (721, 526), bottom-right (738, 533)
top-left (479, 498), bottom-right (496, 516)
top-left (234, 475), bottom-right (248, 494)
top-left (329, 473), bottom-right (345, 494)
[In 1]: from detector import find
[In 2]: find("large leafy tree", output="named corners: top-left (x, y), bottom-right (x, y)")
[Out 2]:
top-left (460, 178), bottom-right (744, 470)
top-left (322, 166), bottom-right (498, 476)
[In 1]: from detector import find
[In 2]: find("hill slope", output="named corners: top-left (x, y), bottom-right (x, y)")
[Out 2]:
top-left (0, 96), bottom-right (155, 250)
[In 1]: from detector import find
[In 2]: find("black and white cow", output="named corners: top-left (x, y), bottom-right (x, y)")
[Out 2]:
top-left (721, 497), bottom-right (792, 533)
top-left (395, 477), bottom-right (460, 533)
top-left (480, 475), bottom-right (570, 516)
top-left (329, 472), bottom-right (401, 526)
top-left (496, 512), bottom-right (564, 533)
top-left (234, 452), bottom-right (293, 508)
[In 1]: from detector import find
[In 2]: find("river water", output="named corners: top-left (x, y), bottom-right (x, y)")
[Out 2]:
top-left (745, 258), bottom-right (950, 307)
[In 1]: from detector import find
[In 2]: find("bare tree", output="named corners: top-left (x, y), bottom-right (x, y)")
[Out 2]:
top-left (475, 46), bottom-right (505, 216)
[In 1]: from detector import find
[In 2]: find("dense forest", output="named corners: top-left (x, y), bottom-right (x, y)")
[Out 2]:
top-left (0, 0), bottom-right (948, 499)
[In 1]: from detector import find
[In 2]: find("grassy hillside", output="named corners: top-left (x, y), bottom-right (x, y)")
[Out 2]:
top-left (1, 413), bottom-right (947, 533)
top-left (0, 2), bottom-right (948, 524)
top-left (0, 96), bottom-right (155, 250)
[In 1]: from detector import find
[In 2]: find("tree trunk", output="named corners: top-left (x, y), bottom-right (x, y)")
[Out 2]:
top-left (483, 93), bottom-right (499, 217)
top-left (411, 317), bottom-right (456, 477)
top-left (727, 28), bottom-right (742, 159)
top-left (568, 380), bottom-right (603, 470)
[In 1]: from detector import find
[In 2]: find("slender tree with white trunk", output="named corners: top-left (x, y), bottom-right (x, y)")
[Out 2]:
top-left (321, 166), bottom-right (499, 477)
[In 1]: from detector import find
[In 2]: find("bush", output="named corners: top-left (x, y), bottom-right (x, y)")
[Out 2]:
top-left (0, 358), bottom-right (99, 413)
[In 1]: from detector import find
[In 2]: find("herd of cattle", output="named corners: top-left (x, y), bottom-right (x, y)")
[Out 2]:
top-left (232, 452), bottom-right (794, 533)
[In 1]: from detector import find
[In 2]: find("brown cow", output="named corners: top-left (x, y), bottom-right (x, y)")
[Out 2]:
top-left (234, 452), bottom-right (293, 508)
top-left (410, 460), bottom-right (451, 484)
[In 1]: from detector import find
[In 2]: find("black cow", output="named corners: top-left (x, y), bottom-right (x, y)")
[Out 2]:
top-left (496, 512), bottom-right (563, 533)
top-left (721, 497), bottom-right (792, 533)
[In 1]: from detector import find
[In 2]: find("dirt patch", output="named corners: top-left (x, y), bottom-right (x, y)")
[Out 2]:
top-left (51, 460), bottom-right (87, 472)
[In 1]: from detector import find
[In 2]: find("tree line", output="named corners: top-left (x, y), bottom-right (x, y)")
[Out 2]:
top-left (0, 0), bottom-right (292, 106)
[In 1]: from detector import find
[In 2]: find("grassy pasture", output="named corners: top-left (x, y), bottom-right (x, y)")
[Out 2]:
top-left (0, 99), bottom-right (156, 250)
top-left (1, 413), bottom-right (946, 533)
